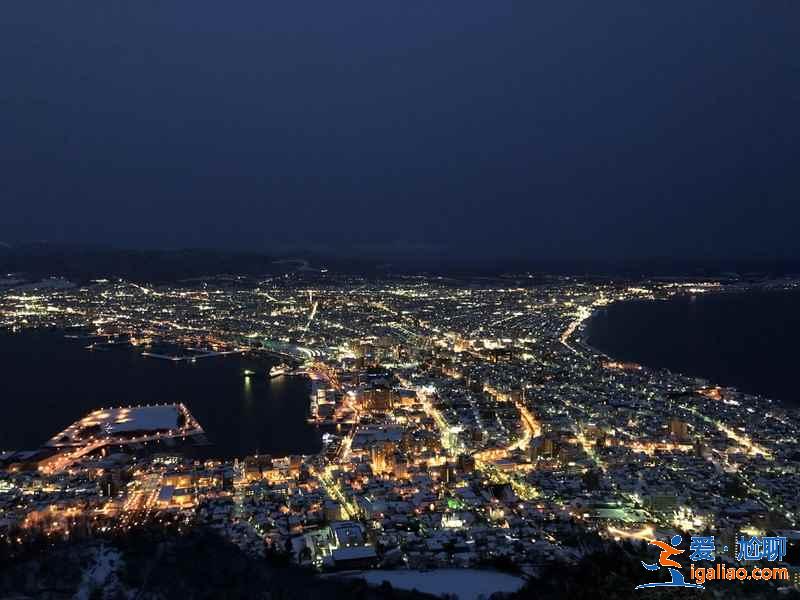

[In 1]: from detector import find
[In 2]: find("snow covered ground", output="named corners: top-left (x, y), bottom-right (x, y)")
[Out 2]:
top-left (74, 545), bottom-right (126, 600)
top-left (339, 569), bottom-right (526, 599)
top-left (103, 405), bottom-right (181, 433)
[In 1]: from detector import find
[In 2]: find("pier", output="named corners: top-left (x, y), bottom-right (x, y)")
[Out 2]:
top-left (40, 403), bottom-right (205, 473)
top-left (141, 349), bottom-right (248, 362)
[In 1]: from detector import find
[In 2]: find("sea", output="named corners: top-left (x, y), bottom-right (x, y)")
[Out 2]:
top-left (585, 288), bottom-right (800, 408)
top-left (0, 329), bottom-right (322, 457)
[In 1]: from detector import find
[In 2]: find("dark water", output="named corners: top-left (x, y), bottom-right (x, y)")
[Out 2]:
top-left (586, 289), bottom-right (800, 407)
top-left (0, 330), bottom-right (321, 457)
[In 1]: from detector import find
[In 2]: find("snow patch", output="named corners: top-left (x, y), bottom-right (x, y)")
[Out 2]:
top-left (340, 568), bottom-right (526, 599)
top-left (75, 544), bottom-right (127, 600)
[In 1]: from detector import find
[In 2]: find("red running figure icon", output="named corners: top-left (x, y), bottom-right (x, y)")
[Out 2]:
top-left (635, 534), bottom-right (704, 590)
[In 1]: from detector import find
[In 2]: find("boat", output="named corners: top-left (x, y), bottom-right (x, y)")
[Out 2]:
top-left (269, 363), bottom-right (290, 378)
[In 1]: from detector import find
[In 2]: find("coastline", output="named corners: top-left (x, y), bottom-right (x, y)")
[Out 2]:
top-left (570, 286), bottom-right (800, 410)
top-left (0, 328), bottom-right (321, 458)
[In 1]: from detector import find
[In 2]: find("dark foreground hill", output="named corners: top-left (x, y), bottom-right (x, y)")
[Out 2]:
top-left (2, 526), bottom-right (797, 600)
top-left (0, 528), bottom-right (438, 600)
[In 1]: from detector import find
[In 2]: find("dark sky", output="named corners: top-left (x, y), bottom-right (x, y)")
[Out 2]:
top-left (2, 1), bottom-right (798, 260)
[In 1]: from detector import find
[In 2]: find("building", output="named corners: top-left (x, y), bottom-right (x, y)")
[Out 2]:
top-left (370, 440), bottom-right (396, 475)
top-left (668, 418), bottom-right (689, 441)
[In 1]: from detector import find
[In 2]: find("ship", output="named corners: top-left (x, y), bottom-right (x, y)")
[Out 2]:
top-left (269, 363), bottom-right (291, 378)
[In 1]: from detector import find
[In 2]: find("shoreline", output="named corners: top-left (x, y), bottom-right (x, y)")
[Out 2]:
top-left (570, 287), bottom-right (799, 410)
top-left (0, 329), bottom-right (321, 459)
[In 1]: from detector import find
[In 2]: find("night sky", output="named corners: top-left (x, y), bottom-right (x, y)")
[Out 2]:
top-left (2, 1), bottom-right (798, 260)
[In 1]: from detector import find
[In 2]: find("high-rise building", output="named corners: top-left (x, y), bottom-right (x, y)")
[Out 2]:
top-left (669, 418), bottom-right (689, 441)
top-left (370, 440), bottom-right (396, 474)
top-left (360, 386), bottom-right (395, 411)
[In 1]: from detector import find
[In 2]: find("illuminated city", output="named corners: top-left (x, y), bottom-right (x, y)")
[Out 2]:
top-left (1, 273), bottom-right (799, 596)
top-left (3, 1), bottom-right (800, 597)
